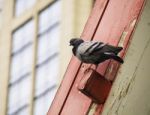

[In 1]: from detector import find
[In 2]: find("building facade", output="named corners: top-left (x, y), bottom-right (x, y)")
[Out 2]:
top-left (48, 0), bottom-right (150, 114)
top-left (0, 0), bottom-right (93, 115)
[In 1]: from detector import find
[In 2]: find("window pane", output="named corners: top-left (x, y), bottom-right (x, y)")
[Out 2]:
top-left (34, 87), bottom-right (57, 115)
top-left (8, 77), bottom-right (31, 115)
top-left (15, 0), bottom-right (36, 16)
top-left (7, 20), bottom-right (34, 115)
top-left (38, 0), bottom-right (61, 34)
top-left (34, 1), bottom-right (61, 114)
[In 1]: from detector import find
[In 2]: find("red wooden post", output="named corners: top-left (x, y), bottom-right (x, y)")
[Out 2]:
top-left (48, 0), bottom-right (109, 114)
top-left (48, 0), bottom-right (146, 114)
top-left (93, 0), bottom-right (146, 114)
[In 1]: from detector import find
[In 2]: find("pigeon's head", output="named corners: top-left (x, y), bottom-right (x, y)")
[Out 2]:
top-left (69, 38), bottom-right (84, 47)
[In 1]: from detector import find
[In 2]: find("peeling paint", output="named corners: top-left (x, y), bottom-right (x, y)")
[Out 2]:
top-left (108, 64), bottom-right (114, 74)
top-left (101, 1), bottom-right (150, 114)
top-left (88, 103), bottom-right (97, 115)
top-left (118, 31), bottom-right (128, 47)
top-left (118, 19), bottom-right (137, 47)
top-left (130, 19), bottom-right (137, 27)
top-left (102, 38), bottom-right (150, 115)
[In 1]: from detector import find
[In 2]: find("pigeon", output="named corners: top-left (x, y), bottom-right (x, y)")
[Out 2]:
top-left (69, 38), bottom-right (124, 65)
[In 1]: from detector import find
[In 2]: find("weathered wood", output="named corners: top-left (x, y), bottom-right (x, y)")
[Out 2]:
top-left (101, 0), bottom-right (150, 114)
top-left (48, 0), bottom-right (146, 114)
top-left (48, 0), bottom-right (109, 114)
top-left (94, 0), bottom-right (146, 114)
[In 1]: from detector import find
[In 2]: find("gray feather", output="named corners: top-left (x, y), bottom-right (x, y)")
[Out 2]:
top-left (70, 38), bottom-right (124, 64)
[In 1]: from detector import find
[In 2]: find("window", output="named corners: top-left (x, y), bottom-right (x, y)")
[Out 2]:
top-left (15, 0), bottom-right (36, 16)
top-left (34, 1), bottom-right (61, 115)
top-left (7, 20), bottom-right (34, 115)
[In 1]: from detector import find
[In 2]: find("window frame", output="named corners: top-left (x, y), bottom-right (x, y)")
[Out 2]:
top-left (13, 0), bottom-right (37, 17)
top-left (1, 0), bottom-right (59, 115)
top-left (7, 19), bottom-right (35, 115)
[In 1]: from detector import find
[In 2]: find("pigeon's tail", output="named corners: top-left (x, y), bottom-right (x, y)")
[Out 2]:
top-left (104, 45), bottom-right (123, 55)
top-left (104, 52), bottom-right (124, 63)
top-left (111, 55), bottom-right (124, 63)
top-left (114, 46), bottom-right (123, 55)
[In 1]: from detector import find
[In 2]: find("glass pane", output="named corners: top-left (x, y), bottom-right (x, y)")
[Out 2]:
top-left (34, 87), bottom-right (57, 115)
top-left (7, 20), bottom-right (34, 115)
top-left (34, 1), bottom-right (61, 115)
top-left (15, 0), bottom-right (36, 16)
top-left (8, 77), bottom-right (31, 115)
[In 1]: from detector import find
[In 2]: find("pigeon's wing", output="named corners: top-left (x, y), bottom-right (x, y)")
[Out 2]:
top-left (77, 41), bottom-right (95, 55)
top-left (88, 43), bottom-right (106, 55)
top-left (77, 41), bottom-right (105, 56)
top-left (76, 41), bottom-right (107, 64)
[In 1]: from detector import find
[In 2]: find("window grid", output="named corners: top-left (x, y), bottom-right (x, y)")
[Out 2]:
top-left (34, 1), bottom-right (61, 115)
top-left (8, 0), bottom-right (61, 115)
top-left (14, 0), bottom-right (36, 17)
top-left (7, 20), bottom-right (34, 115)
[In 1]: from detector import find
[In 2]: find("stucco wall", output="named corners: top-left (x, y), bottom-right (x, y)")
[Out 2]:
top-left (60, 0), bottom-right (93, 81)
top-left (102, 0), bottom-right (150, 115)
